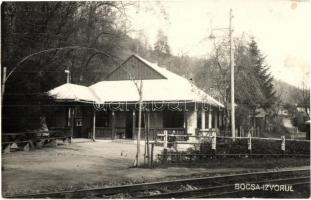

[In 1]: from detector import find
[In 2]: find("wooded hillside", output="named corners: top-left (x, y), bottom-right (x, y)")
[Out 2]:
top-left (273, 79), bottom-right (303, 105)
top-left (2, 2), bottom-right (308, 134)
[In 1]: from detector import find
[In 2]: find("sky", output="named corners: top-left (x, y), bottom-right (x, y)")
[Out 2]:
top-left (128, 0), bottom-right (310, 87)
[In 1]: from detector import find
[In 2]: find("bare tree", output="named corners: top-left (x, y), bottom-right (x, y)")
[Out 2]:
top-left (298, 82), bottom-right (310, 117)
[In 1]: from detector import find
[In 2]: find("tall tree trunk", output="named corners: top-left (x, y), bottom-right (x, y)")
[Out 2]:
top-left (136, 80), bottom-right (143, 167)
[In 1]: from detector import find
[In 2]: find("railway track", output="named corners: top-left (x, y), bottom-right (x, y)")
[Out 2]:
top-left (7, 169), bottom-right (310, 199)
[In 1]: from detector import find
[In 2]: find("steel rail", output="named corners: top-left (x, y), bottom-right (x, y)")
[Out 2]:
top-left (6, 169), bottom-right (310, 199)
top-left (205, 181), bottom-right (310, 198)
top-left (199, 181), bottom-right (311, 198)
top-left (138, 176), bottom-right (310, 198)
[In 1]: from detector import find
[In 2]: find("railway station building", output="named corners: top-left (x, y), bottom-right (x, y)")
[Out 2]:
top-left (47, 55), bottom-right (225, 140)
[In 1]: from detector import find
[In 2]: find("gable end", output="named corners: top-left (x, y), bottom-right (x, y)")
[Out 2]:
top-left (105, 55), bottom-right (167, 81)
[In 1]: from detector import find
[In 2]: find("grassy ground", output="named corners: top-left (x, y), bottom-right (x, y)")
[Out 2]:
top-left (2, 139), bottom-right (310, 197)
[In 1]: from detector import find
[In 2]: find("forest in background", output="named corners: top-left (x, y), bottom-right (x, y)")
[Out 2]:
top-left (1, 2), bottom-right (309, 134)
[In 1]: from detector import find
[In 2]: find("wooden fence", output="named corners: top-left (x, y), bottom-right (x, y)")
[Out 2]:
top-left (152, 131), bottom-right (310, 163)
top-left (157, 132), bottom-right (309, 147)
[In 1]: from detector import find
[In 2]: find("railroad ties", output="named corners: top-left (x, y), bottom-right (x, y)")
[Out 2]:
top-left (7, 169), bottom-right (310, 198)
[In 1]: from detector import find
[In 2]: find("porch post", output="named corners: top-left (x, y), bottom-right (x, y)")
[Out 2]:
top-left (208, 108), bottom-right (212, 129)
top-left (132, 110), bottom-right (136, 140)
top-left (67, 107), bottom-right (71, 127)
top-left (214, 110), bottom-right (218, 129)
top-left (201, 109), bottom-right (206, 130)
top-left (186, 109), bottom-right (197, 140)
top-left (183, 110), bottom-right (187, 128)
top-left (69, 107), bottom-right (74, 140)
top-left (219, 111), bottom-right (223, 127)
top-left (112, 111), bottom-right (115, 140)
top-left (92, 110), bottom-right (96, 142)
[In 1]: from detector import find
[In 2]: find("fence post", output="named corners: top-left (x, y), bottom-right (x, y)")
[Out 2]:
top-left (248, 133), bottom-right (252, 155)
top-left (164, 130), bottom-right (168, 150)
top-left (281, 136), bottom-right (286, 154)
top-left (163, 130), bottom-right (168, 163)
top-left (211, 132), bottom-right (216, 157)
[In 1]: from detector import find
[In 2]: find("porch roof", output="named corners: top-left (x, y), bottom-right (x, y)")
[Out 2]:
top-left (48, 83), bottom-right (98, 103)
top-left (49, 80), bottom-right (223, 107)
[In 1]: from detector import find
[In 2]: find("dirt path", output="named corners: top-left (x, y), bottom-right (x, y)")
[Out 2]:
top-left (2, 140), bottom-right (309, 196)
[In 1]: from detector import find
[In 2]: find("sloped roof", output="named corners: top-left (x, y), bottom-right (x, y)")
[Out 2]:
top-left (132, 54), bottom-right (170, 79)
top-left (48, 83), bottom-right (98, 103)
top-left (89, 79), bottom-right (223, 107)
top-left (106, 54), bottom-right (167, 80)
top-left (48, 55), bottom-right (224, 107)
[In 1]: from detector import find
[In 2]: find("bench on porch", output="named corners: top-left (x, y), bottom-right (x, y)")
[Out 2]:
top-left (94, 127), bottom-right (188, 141)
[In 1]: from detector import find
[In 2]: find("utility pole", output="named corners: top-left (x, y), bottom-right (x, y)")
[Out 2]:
top-left (208, 9), bottom-right (235, 139)
top-left (229, 9), bottom-right (235, 139)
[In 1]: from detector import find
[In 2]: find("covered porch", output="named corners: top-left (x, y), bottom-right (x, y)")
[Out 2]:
top-left (93, 102), bottom-right (225, 141)
top-left (46, 101), bottom-right (225, 142)
top-left (47, 83), bottom-right (226, 141)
